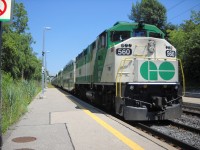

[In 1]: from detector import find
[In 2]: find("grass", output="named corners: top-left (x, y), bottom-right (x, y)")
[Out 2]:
top-left (47, 83), bottom-right (55, 88)
top-left (2, 73), bottom-right (41, 133)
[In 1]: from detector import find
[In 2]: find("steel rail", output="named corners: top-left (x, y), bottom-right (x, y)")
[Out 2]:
top-left (182, 105), bottom-right (200, 111)
top-left (167, 120), bottom-right (200, 134)
top-left (136, 122), bottom-right (198, 150)
top-left (182, 109), bottom-right (200, 118)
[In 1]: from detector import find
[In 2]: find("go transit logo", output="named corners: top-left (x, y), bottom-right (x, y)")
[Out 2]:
top-left (140, 61), bottom-right (175, 81)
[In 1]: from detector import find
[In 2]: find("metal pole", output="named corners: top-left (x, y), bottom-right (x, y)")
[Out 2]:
top-left (45, 51), bottom-right (50, 88)
top-left (0, 21), bottom-right (3, 150)
top-left (45, 50), bottom-right (47, 88)
top-left (41, 27), bottom-right (50, 98)
top-left (41, 29), bottom-right (45, 97)
top-left (44, 27), bottom-right (51, 90)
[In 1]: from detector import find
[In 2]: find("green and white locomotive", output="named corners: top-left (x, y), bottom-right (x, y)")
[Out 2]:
top-left (52, 21), bottom-right (183, 120)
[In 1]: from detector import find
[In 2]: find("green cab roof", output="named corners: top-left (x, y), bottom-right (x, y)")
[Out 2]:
top-left (106, 21), bottom-right (165, 36)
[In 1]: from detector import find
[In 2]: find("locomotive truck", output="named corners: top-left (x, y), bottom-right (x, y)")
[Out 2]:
top-left (52, 21), bottom-right (184, 120)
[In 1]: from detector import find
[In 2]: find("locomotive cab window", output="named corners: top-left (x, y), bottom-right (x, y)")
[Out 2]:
top-left (91, 41), bottom-right (96, 51)
top-left (83, 49), bottom-right (88, 56)
top-left (149, 32), bottom-right (162, 38)
top-left (133, 30), bottom-right (146, 37)
top-left (98, 32), bottom-right (107, 49)
top-left (110, 31), bottom-right (130, 42)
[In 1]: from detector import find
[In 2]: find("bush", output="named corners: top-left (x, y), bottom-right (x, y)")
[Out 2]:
top-left (2, 73), bottom-right (41, 133)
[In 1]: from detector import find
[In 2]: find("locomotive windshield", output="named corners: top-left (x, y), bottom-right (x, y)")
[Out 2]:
top-left (110, 31), bottom-right (130, 42)
top-left (149, 32), bottom-right (162, 38)
top-left (133, 30), bottom-right (146, 37)
top-left (133, 30), bottom-right (163, 38)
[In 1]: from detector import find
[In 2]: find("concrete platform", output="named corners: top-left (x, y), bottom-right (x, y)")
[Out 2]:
top-left (183, 96), bottom-right (200, 105)
top-left (3, 88), bottom-right (177, 150)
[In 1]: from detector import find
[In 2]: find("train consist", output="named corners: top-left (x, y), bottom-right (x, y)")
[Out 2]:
top-left (52, 21), bottom-right (183, 120)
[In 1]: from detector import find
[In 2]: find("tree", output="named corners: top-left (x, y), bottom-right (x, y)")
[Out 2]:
top-left (168, 11), bottom-right (200, 84)
top-left (2, 2), bottom-right (41, 80)
top-left (11, 2), bottom-right (29, 33)
top-left (163, 22), bottom-right (178, 40)
top-left (128, 0), bottom-right (167, 29)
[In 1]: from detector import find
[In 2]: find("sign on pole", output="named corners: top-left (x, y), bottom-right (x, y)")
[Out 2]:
top-left (0, 0), bottom-right (12, 22)
top-left (0, 0), bottom-right (13, 149)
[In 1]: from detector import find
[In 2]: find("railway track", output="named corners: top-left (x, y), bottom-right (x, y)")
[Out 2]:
top-left (183, 103), bottom-right (200, 110)
top-left (182, 104), bottom-right (200, 117)
top-left (134, 120), bottom-right (200, 150)
top-left (109, 103), bottom-right (200, 149)
top-left (183, 109), bottom-right (200, 117)
top-left (108, 110), bottom-right (200, 149)
top-left (169, 120), bottom-right (200, 133)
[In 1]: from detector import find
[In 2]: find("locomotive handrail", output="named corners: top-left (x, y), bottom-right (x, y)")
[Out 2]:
top-left (116, 57), bottom-right (133, 97)
top-left (151, 57), bottom-right (186, 96)
top-left (117, 72), bottom-right (130, 74)
top-left (123, 97), bottom-right (152, 107)
top-left (177, 58), bottom-right (185, 96)
top-left (166, 96), bottom-right (182, 104)
top-left (116, 56), bottom-right (151, 97)
top-left (151, 58), bottom-right (186, 96)
top-left (116, 57), bottom-right (186, 97)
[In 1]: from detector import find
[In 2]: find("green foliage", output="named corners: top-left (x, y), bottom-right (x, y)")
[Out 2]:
top-left (128, 0), bottom-right (167, 29)
top-left (163, 22), bottom-right (178, 40)
top-left (1, 2), bottom-right (42, 133)
top-left (168, 11), bottom-right (200, 85)
top-left (2, 73), bottom-right (41, 133)
top-left (11, 2), bottom-right (29, 33)
top-left (2, 2), bottom-right (41, 80)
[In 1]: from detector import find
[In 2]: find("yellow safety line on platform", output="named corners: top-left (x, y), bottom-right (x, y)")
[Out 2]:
top-left (70, 97), bottom-right (144, 150)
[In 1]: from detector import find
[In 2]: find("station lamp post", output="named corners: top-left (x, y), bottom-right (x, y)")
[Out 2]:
top-left (41, 27), bottom-right (51, 98)
top-left (45, 51), bottom-right (50, 88)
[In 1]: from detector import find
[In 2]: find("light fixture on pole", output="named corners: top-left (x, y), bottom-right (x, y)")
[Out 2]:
top-left (41, 27), bottom-right (51, 98)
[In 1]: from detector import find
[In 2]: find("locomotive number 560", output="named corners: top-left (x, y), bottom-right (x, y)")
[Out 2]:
top-left (116, 48), bottom-right (132, 56)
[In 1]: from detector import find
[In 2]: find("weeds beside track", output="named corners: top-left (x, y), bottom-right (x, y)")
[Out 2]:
top-left (2, 73), bottom-right (41, 133)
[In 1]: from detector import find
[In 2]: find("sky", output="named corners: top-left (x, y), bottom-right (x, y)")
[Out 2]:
top-left (15, 0), bottom-right (200, 76)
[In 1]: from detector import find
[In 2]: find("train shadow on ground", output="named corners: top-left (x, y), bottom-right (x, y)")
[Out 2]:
top-left (56, 87), bottom-right (109, 115)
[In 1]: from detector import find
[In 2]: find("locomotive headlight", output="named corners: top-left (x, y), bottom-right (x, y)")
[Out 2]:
top-left (148, 40), bottom-right (155, 53)
top-left (130, 85), bottom-right (134, 90)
